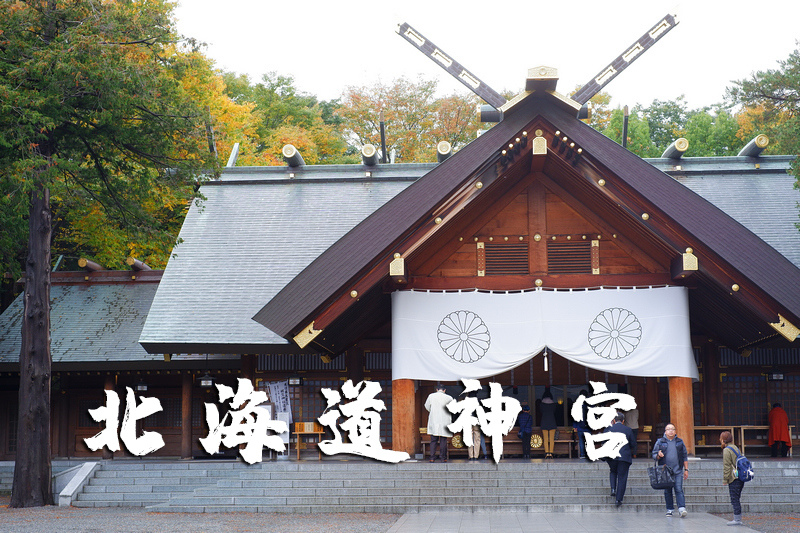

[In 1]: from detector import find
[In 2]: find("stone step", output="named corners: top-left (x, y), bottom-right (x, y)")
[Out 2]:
top-left (62, 458), bottom-right (800, 513)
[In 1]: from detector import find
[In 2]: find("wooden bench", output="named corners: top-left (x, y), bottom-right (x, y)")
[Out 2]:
top-left (737, 425), bottom-right (794, 456)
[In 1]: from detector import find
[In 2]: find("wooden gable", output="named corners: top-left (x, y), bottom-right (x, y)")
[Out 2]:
top-left (422, 181), bottom-right (659, 281)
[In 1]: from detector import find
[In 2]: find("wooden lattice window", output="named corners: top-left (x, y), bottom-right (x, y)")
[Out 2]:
top-left (485, 242), bottom-right (528, 275)
top-left (547, 241), bottom-right (592, 274)
top-left (721, 375), bottom-right (768, 425)
top-left (143, 397), bottom-right (181, 429)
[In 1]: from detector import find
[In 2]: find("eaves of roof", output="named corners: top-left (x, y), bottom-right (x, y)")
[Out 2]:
top-left (253, 92), bottom-right (800, 347)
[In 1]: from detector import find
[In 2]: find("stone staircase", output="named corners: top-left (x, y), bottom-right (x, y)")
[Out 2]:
top-left (0, 460), bottom-right (84, 494)
top-left (60, 457), bottom-right (799, 513)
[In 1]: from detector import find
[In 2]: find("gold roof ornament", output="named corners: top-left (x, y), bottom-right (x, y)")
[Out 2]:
top-left (769, 314), bottom-right (800, 342)
top-left (293, 321), bottom-right (322, 349)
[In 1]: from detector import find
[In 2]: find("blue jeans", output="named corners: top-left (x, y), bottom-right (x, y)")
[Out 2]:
top-left (663, 469), bottom-right (685, 510)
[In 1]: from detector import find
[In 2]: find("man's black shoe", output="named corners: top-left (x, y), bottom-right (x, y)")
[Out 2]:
top-left (615, 501), bottom-right (622, 507)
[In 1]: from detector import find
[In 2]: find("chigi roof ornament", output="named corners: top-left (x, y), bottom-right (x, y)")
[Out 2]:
top-left (397, 12), bottom-right (679, 123)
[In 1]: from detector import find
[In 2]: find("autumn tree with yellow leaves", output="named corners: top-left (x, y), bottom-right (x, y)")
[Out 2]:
top-left (0, 0), bottom-right (231, 506)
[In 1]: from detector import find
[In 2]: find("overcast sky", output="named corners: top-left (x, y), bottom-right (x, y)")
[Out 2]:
top-left (174, 1), bottom-right (799, 110)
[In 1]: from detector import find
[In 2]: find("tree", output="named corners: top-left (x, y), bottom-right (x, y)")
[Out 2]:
top-left (635, 96), bottom-right (691, 153)
top-left (727, 43), bottom-right (800, 231)
top-left (337, 76), bottom-right (479, 163)
top-left (727, 45), bottom-right (800, 158)
top-left (221, 71), bottom-right (352, 164)
top-left (683, 109), bottom-right (740, 157)
top-left (601, 108), bottom-right (658, 158)
top-left (0, 0), bottom-right (216, 506)
top-left (574, 89), bottom-right (613, 132)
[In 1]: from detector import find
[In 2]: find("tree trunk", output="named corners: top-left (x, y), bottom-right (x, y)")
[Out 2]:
top-left (11, 185), bottom-right (53, 507)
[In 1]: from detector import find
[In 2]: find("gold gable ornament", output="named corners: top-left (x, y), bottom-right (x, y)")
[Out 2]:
top-left (293, 321), bottom-right (322, 349)
top-left (769, 314), bottom-right (800, 342)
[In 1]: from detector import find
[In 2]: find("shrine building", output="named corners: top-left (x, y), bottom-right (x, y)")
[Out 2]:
top-left (0, 67), bottom-right (799, 460)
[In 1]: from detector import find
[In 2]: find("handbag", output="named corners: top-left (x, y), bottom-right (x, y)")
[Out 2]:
top-left (648, 459), bottom-right (676, 490)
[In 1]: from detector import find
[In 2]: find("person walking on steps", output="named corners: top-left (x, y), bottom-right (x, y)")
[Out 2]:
top-left (605, 412), bottom-right (636, 507)
top-left (652, 423), bottom-right (689, 518)
top-left (720, 431), bottom-right (745, 526)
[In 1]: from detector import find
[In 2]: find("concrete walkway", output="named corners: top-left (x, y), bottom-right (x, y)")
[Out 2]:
top-left (387, 511), bottom-right (756, 533)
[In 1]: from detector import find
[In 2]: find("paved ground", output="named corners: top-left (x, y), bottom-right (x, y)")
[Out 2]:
top-left (2, 496), bottom-right (799, 533)
top-left (388, 511), bottom-right (800, 533)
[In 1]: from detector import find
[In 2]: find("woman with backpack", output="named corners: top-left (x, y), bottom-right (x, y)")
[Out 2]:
top-left (721, 431), bottom-right (745, 526)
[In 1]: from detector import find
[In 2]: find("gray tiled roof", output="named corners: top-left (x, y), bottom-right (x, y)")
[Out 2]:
top-left (2, 154), bottom-right (796, 362)
top-left (0, 280), bottom-right (161, 364)
top-left (654, 155), bottom-right (800, 268)
top-left (138, 165), bottom-right (420, 352)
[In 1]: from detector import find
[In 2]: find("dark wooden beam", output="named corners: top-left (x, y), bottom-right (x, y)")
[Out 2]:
top-left (397, 22), bottom-right (507, 110)
top-left (408, 273), bottom-right (673, 291)
top-left (572, 12), bottom-right (679, 105)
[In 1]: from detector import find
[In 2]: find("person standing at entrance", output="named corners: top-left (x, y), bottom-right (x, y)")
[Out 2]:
top-left (425, 384), bottom-right (454, 462)
top-left (517, 404), bottom-right (533, 458)
top-left (605, 412), bottom-right (636, 507)
top-left (652, 423), bottom-right (689, 518)
top-left (720, 431), bottom-right (745, 526)
top-left (768, 403), bottom-right (792, 457)
top-left (540, 390), bottom-right (558, 458)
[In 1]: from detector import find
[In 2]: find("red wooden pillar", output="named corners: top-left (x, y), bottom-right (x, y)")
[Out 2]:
top-left (392, 379), bottom-right (417, 455)
top-left (668, 376), bottom-right (695, 455)
top-left (181, 372), bottom-right (193, 459)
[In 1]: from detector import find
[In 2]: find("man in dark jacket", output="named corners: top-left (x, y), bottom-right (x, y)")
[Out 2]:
top-left (605, 412), bottom-right (636, 507)
top-left (517, 404), bottom-right (534, 458)
top-left (652, 423), bottom-right (689, 518)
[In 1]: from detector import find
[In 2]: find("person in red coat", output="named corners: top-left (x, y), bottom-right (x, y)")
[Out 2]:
top-left (768, 403), bottom-right (792, 457)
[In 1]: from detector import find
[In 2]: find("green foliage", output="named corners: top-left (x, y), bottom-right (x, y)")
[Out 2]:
top-left (220, 71), bottom-right (350, 164)
top-left (727, 44), bottom-right (800, 157)
top-left (0, 0), bottom-right (218, 272)
top-left (634, 96), bottom-right (690, 151)
top-left (683, 109), bottom-right (740, 156)
top-left (601, 108), bottom-right (658, 158)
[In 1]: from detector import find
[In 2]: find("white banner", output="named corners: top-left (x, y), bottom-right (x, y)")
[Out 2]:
top-left (391, 286), bottom-right (698, 381)
top-left (267, 380), bottom-right (292, 424)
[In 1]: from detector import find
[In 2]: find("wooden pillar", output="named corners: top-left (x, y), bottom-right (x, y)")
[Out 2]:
top-left (103, 374), bottom-right (115, 459)
top-left (180, 372), bottom-right (193, 459)
top-left (668, 376), bottom-right (695, 455)
top-left (346, 347), bottom-right (365, 384)
top-left (58, 391), bottom-right (70, 457)
top-left (241, 354), bottom-right (257, 383)
top-left (643, 377), bottom-right (659, 429)
top-left (392, 379), bottom-right (417, 455)
top-left (703, 343), bottom-right (721, 426)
